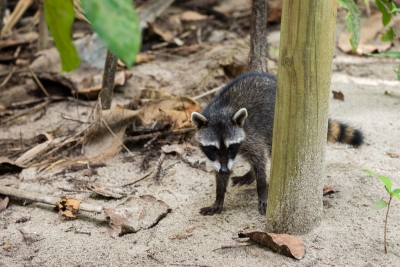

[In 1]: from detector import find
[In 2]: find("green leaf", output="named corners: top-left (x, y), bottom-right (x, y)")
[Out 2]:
top-left (44, 0), bottom-right (80, 72)
top-left (392, 189), bottom-right (400, 201)
top-left (389, 2), bottom-right (400, 13)
top-left (373, 200), bottom-right (388, 210)
top-left (368, 51), bottom-right (400, 59)
top-left (81, 0), bottom-right (141, 68)
top-left (375, 0), bottom-right (392, 26)
top-left (381, 27), bottom-right (395, 42)
top-left (338, 0), bottom-right (361, 51)
top-left (362, 169), bottom-right (375, 176)
top-left (379, 175), bottom-right (392, 192)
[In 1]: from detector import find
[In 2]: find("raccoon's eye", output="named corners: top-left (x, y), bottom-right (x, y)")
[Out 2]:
top-left (228, 143), bottom-right (240, 153)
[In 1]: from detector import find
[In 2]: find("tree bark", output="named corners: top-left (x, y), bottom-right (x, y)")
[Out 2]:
top-left (249, 0), bottom-right (267, 72)
top-left (99, 50), bottom-right (118, 110)
top-left (266, 0), bottom-right (337, 234)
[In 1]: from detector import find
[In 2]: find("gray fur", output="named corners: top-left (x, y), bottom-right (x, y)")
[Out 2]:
top-left (193, 72), bottom-right (276, 216)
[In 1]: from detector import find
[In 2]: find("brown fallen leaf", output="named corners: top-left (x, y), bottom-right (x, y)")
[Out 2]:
top-left (0, 197), bottom-right (9, 212)
top-left (386, 152), bottom-right (399, 158)
top-left (0, 157), bottom-right (25, 174)
top-left (238, 231), bottom-right (305, 259)
top-left (332, 91), bottom-right (344, 101)
top-left (83, 107), bottom-right (143, 159)
top-left (104, 195), bottom-right (171, 237)
top-left (55, 196), bottom-right (82, 218)
top-left (86, 184), bottom-right (126, 199)
top-left (323, 185), bottom-right (336, 195)
top-left (161, 144), bottom-right (185, 155)
top-left (177, 11), bottom-right (208, 21)
top-left (135, 53), bottom-right (155, 64)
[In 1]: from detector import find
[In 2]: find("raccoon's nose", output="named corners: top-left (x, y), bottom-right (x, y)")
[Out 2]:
top-left (219, 166), bottom-right (230, 174)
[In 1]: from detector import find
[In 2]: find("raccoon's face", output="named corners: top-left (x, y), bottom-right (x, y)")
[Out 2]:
top-left (191, 108), bottom-right (247, 174)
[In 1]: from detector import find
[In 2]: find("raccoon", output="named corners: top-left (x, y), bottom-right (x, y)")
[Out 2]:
top-left (191, 72), bottom-right (363, 216)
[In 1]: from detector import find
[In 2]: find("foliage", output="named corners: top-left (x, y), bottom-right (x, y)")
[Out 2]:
top-left (44, 0), bottom-right (141, 72)
top-left (80, 0), bottom-right (141, 68)
top-left (364, 169), bottom-right (400, 253)
top-left (44, 0), bottom-right (80, 72)
top-left (338, 0), bottom-right (361, 52)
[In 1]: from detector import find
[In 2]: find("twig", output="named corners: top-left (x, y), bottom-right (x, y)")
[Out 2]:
top-left (28, 66), bottom-right (49, 97)
top-left (0, 185), bottom-right (103, 213)
top-left (0, 67), bottom-right (15, 89)
top-left (37, 0), bottom-right (48, 51)
top-left (119, 171), bottom-right (154, 187)
top-left (0, 100), bottom-right (50, 125)
top-left (192, 85), bottom-right (224, 100)
top-left (124, 128), bottom-right (195, 143)
top-left (99, 50), bottom-right (118, 110)
top-left (212, 241), bottom-right (255, 251)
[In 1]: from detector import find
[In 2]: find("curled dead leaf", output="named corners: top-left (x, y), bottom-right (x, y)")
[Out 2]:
top-left (56, 196), bottom-right (82, 218)
top-left (323, 185), bottom-right (336, 195)
top-left (332, 91), bottom-right (344, 101)
top-left (238, 231), bottom-right (305, 260)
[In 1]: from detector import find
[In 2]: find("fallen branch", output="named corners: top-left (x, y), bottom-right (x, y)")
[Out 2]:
top-left (0, 185), bottom-right (103, 213)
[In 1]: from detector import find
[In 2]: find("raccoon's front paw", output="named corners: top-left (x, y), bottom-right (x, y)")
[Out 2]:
top-left (258, 199), bottom-right (267, 215)
top-left (231, 171), bottom-right (255, 186)
top-left (200, 206), bottom-right (222, 216)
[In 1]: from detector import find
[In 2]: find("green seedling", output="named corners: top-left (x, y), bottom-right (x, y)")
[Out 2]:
top-left (363, 169), bottom-right (400, 254)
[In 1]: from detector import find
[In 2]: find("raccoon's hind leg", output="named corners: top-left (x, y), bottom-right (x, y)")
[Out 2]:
top-left (200, 172), bottom-right (230, 216)
top-left (252, 152), bottom-right (268, 215)
top-left (231, 169), bottom-right (256, 186)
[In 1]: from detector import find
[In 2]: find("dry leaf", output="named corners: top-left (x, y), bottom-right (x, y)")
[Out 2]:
top-left (161, 144), bottom-right (185, 154)
top-left (177, 11), bottom-right (208, 21)
top-left (0, 197), bottom-right (9, 213)
top-left (83, 108), bottom-right (143, 159)
top-left (55, 196), bottom-right (82, 218)
top-left (386, 152), bottom-right (399, 158)
top-left (238, 231), bottom-right (305, 259)
top-left (135, 53), bottom-right (155, 64)
top-left (104, 195), bottom-right (171, 237)
top-left (323, 185), bottom-right (336, 195)
top-left (0, 157), bottom-right (25, 174)
top-left (151, 16), bottom-right (182, 42)
top-left (332, 91), bottom-right (344, 101)
top-left (138, 96), bottom-right (200, 131)
top-left (86, 184), bottom-right (126, 199)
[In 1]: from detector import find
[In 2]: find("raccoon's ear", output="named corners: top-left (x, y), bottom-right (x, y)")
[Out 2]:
top-left (232, 108), bottom-right (248, 127)
top-left (191, 112), bottom-right (208, 129)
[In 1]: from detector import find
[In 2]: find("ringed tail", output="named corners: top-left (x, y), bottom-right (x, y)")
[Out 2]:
top-left (327, 119), bottom-right (364, 148)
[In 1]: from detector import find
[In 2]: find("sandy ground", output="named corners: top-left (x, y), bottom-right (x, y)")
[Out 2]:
top-left (1, 14), bottom-right (400, 267)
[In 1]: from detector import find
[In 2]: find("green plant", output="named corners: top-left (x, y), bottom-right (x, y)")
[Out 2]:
top-left (44, 0), bottom-right (141, 72)
top-left (338, 0), bottom-right (400, 81)
top-left (363, 169), bottom-right (400, 254)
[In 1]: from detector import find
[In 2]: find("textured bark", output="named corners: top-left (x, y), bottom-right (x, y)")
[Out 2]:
top-left (100, 50), bottom-right (118, 110)
top-left (266, 0), bottom-right (337, 234)
top-left (37, 0), bottom-right (48, 51)
top-left (249, 0), bottom-right (267, 72)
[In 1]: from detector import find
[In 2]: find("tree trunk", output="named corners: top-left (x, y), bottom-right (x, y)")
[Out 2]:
top-left (266, 0), bottom-right (337, 234)
top-left (249, 0), bottom-right (267, 72)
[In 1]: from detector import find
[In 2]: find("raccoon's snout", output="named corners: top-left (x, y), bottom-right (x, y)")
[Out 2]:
top-left (219, 165), bottom-right (230, 174)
